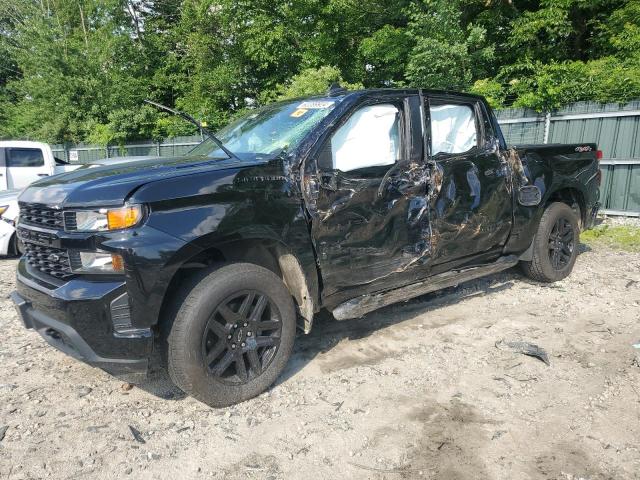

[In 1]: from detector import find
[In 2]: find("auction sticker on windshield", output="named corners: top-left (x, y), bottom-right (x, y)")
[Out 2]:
top-left (297, 100), bottom-right (335, 109)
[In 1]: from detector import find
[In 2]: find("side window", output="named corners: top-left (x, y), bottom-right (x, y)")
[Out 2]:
top-left (329, 104), bottom-right (400, 172)
top-left (429, 103), bottom-right (478, 156)
top-left (7, 148), bottom-right (45, 167)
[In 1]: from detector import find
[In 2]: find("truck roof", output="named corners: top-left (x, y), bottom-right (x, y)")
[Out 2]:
top-left (0, 140), bottom-right (51, 149)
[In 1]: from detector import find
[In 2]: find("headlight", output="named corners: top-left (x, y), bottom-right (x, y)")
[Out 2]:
top-left (68, 205), bottom-right (143, 232)
top-left (70, 251), bottom-right (124, 274)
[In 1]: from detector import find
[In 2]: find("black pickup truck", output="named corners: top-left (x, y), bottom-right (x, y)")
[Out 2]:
top-left (12, 88), bottom-right (600, 406)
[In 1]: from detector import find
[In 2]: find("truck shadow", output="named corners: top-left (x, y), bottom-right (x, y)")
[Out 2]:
top-left (279, 241), bottom-right (591, 384)
top-left (278, 267), bottom-right (521, 385)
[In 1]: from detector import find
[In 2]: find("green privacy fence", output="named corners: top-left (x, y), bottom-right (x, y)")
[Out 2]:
top-left (51, 101), bottom-right (640, 216)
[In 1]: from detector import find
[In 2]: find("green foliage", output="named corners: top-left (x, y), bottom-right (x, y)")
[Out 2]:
top-left (405, 0), bottom-right (494, 90)
top-left (470, 79), bottom-right (506, 109)
top-left (1, 0), bottom-right (640, 143)
top-left (273, 67), bottom-right (363, 101)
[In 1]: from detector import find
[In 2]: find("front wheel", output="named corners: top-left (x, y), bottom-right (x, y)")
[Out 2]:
top-left (521, 202), bottom-right (580, 283)
top-left (167, 263), bottom-right (296, 407)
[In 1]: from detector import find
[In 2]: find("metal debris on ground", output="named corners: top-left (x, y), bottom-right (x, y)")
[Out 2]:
top-left (0, 426), bottom-right (8, 442)
top-left (495, 340), bottom-right (551, 366)
top-left (128, 425), bottom-right (146, 444)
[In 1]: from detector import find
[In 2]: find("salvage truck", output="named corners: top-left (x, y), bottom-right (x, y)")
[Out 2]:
top-left (11, 88), bottom-right (600, 407)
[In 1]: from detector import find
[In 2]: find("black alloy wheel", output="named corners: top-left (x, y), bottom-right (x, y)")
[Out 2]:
top-left (167, 263), bottom-right (296, 407)
top-left (548, 217), bottom-right (574, 270)
top-left (520, 202), bottom-right (580, 283)
top-left (202, 291), bottom-right (282, 385)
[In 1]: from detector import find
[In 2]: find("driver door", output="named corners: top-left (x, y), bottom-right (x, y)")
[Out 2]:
top-left (306, 94), bottom-right (431, 299)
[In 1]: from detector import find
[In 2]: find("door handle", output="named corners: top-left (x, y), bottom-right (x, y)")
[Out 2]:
top-left (37, 173), bottom-right (50, 177)
top-left (320, 173), bottom-right (338, 191)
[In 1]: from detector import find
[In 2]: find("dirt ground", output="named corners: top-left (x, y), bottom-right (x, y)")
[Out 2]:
top-left (0, 243), bottom-right (639, 480)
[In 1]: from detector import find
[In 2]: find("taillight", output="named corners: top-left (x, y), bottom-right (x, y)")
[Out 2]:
top-left (596, 150), bottom-right (603, 161)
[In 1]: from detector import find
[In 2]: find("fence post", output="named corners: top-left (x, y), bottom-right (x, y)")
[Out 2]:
top-left (156, 141), bottom-right (161, 156)
top-left (543, 112), bottom-right (551, 144)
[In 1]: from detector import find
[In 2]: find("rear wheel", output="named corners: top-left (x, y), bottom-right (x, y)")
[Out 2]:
top-left (521, 202), bottom-right (580, 283)
top-left (167, 263), bottom-right (296, 407)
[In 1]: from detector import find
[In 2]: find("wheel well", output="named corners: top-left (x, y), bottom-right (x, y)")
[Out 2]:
top-left (158, 240), bottom-right (316, 335)
top-left (547, 188), bottom-right (585, 228)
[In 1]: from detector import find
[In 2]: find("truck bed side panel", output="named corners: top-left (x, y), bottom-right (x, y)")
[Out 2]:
top-left (504, 144), bottom-right (600, 254)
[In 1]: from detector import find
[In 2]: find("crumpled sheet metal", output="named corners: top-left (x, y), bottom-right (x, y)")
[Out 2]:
top-left (332, 254), bottom-right (519, 320)
top-left (311, 161), bottom-right (435, 291)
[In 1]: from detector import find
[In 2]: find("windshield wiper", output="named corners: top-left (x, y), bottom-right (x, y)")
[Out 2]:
top-left (144, 99), bottom-right (241, 161)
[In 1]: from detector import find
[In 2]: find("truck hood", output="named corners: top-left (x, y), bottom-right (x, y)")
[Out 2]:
top-left (19, 155), bottom-right (268, 208)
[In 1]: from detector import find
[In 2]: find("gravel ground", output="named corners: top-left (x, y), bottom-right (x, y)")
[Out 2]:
top-left (0, 244), bottom-right (639, 480)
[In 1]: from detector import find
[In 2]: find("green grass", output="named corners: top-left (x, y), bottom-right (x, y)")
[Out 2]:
top-left (581, 224), bottom-right (640, 252)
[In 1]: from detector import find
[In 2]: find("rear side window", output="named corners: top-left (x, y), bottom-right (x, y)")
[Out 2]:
top-left (7, 148), bottom-right (45, 167)
top-left (429, 103), bottom-right (478, 155)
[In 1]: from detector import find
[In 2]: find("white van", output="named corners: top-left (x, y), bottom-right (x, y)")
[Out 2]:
top-left (0, 141), bottom-right (80, 190)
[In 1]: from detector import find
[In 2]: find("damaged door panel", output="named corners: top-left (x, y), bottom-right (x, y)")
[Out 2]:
top-left (425, 96), bottom-right (513, 268)
top-left (305, 93), bottom-right (432, 299)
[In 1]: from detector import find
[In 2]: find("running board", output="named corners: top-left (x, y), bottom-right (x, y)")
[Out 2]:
top-left (331, 255), bottom-right (519, 320)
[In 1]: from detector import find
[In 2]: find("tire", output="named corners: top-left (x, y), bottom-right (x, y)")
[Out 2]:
top-left (10, 233), bottom-right (24, 257)
top-left (167, 263), bottom-right (296, 407)
top-left (521, 202), bottom-right (580, 283)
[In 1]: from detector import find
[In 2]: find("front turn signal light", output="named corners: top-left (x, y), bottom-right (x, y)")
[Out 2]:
top-left (106, 206), bottom-right (143, 230)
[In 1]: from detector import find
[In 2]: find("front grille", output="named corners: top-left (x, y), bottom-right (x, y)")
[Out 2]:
top-left (23, 241), bottom-right (73, 279)
top-left (19, 204), bottom-right (64, 230)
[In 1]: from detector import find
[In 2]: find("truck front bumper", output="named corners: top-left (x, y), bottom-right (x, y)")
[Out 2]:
top-left (12, 260), bottom-right (152, 375)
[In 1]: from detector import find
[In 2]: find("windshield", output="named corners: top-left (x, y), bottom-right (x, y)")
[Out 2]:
top-left (189, 99), bottom-right (337, 159)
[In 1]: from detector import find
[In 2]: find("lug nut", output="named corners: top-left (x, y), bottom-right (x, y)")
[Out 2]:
top-left (247, 331), bottom-right (252, 337)
top-left (241, 342), bottom-right (246, 347)
top-left (233, 324), bottom-right (238, 328)
top-left (227, 334), bottom-right (232, 339)
top-left (231, 344), bottom-right (236, 349)
top-left (243, 322), bottom-right (248, 327)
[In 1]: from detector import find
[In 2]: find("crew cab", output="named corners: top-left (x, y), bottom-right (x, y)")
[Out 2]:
top-left (0, 141), bottom-right (78, 190)
top-left (11, 88), bottom-right (601, 407)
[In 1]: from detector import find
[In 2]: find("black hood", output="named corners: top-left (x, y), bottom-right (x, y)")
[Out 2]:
top-left (19, 155), bottom-right (267, 208)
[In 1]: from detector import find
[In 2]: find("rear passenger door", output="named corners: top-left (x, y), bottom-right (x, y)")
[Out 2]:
top-left (426, 95), bottom-right (513, 266)
top-left (6, 147), bottom-right (49, 189)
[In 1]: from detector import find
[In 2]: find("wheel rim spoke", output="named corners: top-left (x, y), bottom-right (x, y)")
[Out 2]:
top-left (212, 350), bottom-right (234, 376)
top-left (256, 320), bottom-right (280, 332)
top-left (256, 336), bottom-right (277, 348)
top-left (249, 295), bottom-right (268, 322)
top-left (238, 292), bottom-right (255, 318)
top-left (247, 349), bottom-right (262, 375)
top-left (207, 320), bottom-right (227, 337)
top-left (205, 340), bottom-right (226, 366)
top-left (235, 351), bottom-right (248, 381)
top-left (217, 304), bottom-right (239, 324)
